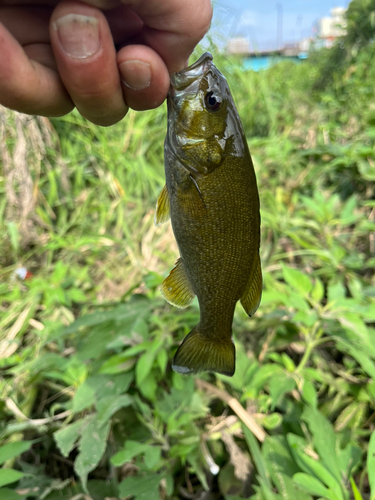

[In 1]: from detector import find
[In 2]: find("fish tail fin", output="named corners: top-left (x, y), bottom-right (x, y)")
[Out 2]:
top-left (172, 327), bottom-right (235, 376)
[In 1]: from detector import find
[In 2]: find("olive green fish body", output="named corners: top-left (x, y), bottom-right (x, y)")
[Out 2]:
top-left (156, 53), bottom-right (262, 376)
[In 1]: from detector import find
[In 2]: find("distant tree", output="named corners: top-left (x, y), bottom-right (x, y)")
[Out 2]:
top-left (346, 0), bottom-right (375, 47)
top-left (312, 0), bottom-right (375, 90)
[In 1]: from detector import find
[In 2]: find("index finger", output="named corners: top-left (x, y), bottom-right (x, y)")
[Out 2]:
top-left (121, 0), bottom-right (212, 73)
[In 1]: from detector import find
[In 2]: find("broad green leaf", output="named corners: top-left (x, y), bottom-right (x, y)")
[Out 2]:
top-left (282, 265), bottom-right (312, 295)
top-left (136, 350), bottom-right (157, 386)
top-left (0, 441), bottom-right (32, 465)
top-left (165, 473), bottom-right (174, 496)
top-left (157, 349), bottom-right (168, 374)
top-left (54, 419), bottom-right (84, 457)
top-left (111, 441), bottom-right (162, 469)
top-left (293, 473), bottom-right (335, 499)
top-left (74, 414), bottom-right (111, 492)
top-left (301, 379), bottom-right (317, 408)
top-left (72, 382), bottom-right (96, 413)
top-left (291, 445), bottom-right (342, 497)
top-left (294, 309), bottom-right (319, 326)
top-left (98, 353), bottom-right (136, 374)
top-left (263, 436), bottom-right (300, 479)
top-left (288, 292), bottom-right (310, 312)
top-left (262, 436), bottom-right (312, 500)
top-left (86, 373), bottom-right (133, 399)
top-left (302, 407), bottom-right (342, 484)
top-left (272, 472), bottom-right (312, 500)
top-left (119, 473), bottom-right (161, 499)
top-left (245, 364), bottom-right (282, 397)
top-left (311, 278), bottom-right (324, 302)
top-left (52, 261), bottom-right (68, 282)
top-left (280, 353), bottom-right (296, 372)
top-left (336, 337), bottom-right (375, 379)
top-left (75, 324), bottom-right (117, 361)
top-left (138, 371), bottom-right (158, 401)
top-left (269, 372), bottom-right (296, 408)
top-left (96, 394), bottom-right (132, 427)
top-left (367, 430), bottom-right (375, 498)
top-left (144, 446), bottom-right (162, 469)
top-left (327, 281), bottom-right (346, 303)
top-left (0, 488), bottom-right (24, 500)
top-left (260, 290), bottom-right (288, 306)
top-left (347, 276), bottom-right (363, 301)
top-left (59, 298), bottom-right (150, 336)
top-left (287, 433), bottom-right (320, 475)
top-left (0, 469), bottom-right (24, 488)
top-left (358, 158), bottom-right (375, 180)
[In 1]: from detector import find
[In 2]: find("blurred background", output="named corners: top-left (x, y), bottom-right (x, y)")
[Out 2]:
top-left (0, 0), bottom-right (374, 499)
top-left (214, 1), bottom-right (349, 69)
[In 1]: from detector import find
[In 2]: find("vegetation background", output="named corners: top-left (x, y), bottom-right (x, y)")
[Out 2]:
top-left (0, 0), bottom-right (374, 498)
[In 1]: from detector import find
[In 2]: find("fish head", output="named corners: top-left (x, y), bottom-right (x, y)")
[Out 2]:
top-left (166, 52), bottom-right (245, 175)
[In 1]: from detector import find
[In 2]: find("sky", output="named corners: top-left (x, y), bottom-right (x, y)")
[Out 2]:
top-left (210, 0), bottom-right (351, 49)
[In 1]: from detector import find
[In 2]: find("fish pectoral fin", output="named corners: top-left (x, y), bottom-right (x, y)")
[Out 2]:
top-left (172, 326), bottom-right (235, 376)
top-left (160, 258), bottom-right (195, 308)
top-left (241, 254), bottom-right (262, 317)
top-left (155, 184), bottom-right (170, 226)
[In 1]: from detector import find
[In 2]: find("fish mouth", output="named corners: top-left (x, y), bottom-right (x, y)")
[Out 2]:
top-left (169, 52), bottom-right (213, 97)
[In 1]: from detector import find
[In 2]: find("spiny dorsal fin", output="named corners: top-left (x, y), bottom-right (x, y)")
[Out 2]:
top-left (155, 184), bottom-right (170, 226)
top-left (172, 326), bottom-right (235, 376)
top-left (241, 254), bottom-right (262, 316)
top-left (160, 258), bottom-right (195, 308)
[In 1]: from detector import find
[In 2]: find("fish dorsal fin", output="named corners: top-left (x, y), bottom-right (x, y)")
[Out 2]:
top-left (155, 184), bottom-right (170, 226)
top-left (241, 255), bottom-right (262, 316)
top-left (160, 258), bottom-right (195, 308)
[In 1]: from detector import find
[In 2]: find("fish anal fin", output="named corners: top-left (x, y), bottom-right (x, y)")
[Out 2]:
top-left (172, 327), bottom-right (235, 376)
top-left (155, 184), bottom-right (170, 226)
top-left (160, 258), bottom-right (195, 308)
top-left (241, 255), bottom-right (262, 317)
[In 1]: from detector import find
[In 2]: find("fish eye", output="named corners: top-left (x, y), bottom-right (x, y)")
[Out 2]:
top-left (204, 92), bottom-right (222, 112)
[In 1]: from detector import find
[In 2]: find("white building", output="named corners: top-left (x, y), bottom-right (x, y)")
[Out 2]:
top-left (317, 7), bottom-right (347, 39)
top-left (227, 37), bottom-right (250, 55)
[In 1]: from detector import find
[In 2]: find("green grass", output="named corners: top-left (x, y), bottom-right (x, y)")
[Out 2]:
top-left (0, 37), bottom-right (375, 500)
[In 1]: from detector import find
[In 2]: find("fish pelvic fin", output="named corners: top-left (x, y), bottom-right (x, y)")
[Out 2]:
top-left (160, 258), bottom-right (195, 308)
top-left (172, 327), bottom-right (235, 376)
top-left (155, 184), bottom-right (170, 226)
top-left (241, 254), bottom-right (262, 317)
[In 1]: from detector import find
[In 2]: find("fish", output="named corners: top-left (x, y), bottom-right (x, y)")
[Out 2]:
top-left (155, 52), bottom-right (262, 376)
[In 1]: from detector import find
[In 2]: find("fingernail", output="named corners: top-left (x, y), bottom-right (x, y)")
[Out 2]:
top-left (120, 61), bottom-right (151, 91)
top-left (53, 14), bottom-right (100, 59)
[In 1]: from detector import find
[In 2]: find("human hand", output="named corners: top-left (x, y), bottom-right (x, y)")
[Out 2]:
top-left (0, 0), bottom-right (212, 125)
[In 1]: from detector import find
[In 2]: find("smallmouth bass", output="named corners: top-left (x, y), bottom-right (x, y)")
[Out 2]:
top-left (155, 52), bottom-right (262, 376)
